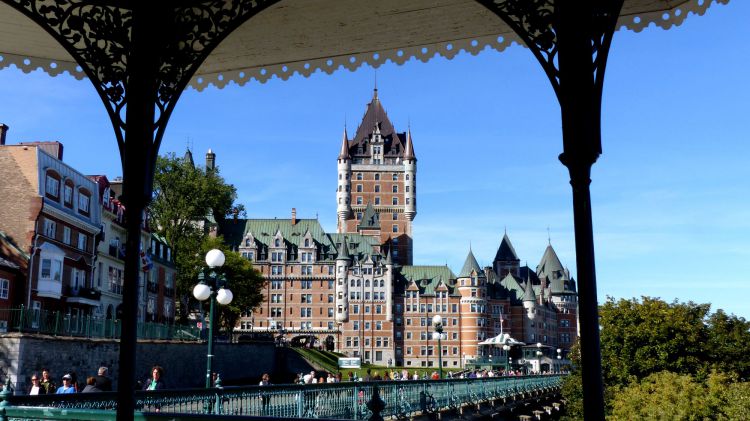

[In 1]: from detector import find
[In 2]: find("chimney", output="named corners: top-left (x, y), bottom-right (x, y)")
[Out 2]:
top-left (0, 124), bottom-right (8, 145)
top-left (291, 208), bottom-right (297, 225)
top-left (205, 148), bottom-right (216, 171)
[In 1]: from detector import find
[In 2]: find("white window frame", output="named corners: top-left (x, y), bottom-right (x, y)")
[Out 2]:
top-left (0, 278), bottom-right (9, 299)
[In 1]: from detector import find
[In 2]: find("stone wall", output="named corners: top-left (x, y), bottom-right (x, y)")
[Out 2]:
top-left (0, 333), bottom-right (275, 393)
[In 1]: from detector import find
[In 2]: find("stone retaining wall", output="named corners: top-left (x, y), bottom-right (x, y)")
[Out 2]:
top-left (0, 333), bottom-right (275, 393)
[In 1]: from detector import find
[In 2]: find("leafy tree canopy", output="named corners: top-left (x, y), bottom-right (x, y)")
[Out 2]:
top-left (149, 152), bottom-right (248, 320)
top-left (599, 296), bottom-right (711, 386)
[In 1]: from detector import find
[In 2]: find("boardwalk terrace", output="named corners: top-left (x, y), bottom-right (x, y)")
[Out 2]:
top-left (223, 92), bottom-right (578, 370)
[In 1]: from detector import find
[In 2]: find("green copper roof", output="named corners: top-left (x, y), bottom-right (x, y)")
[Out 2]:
top-left (398, 265), bottom-right (457, 296)
top-left (499, 272), bottom-right (525, 303)
top-left (357, 202), bottom-right (380, 230)
top-left (328, 233), bottom-right (381, 261)
top-left (523, 279), bottom-right (536, 302)
top-left (458, 249), bottom-right (483, 278)
top-left (219, 218), bottom-right (338, 260)
top-left (537, 244), bottom-right (564, 281)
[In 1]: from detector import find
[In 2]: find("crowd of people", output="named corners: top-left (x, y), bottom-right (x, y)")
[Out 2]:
top-left (25, 365), bottom-right (169, 395)
top-left (27, 367), bottom-right (113, 395)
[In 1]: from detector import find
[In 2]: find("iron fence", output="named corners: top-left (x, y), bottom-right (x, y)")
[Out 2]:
top-left (0, 306), bottom-right (200, 341)
top-left (0, 375), bottom-right (564, 420)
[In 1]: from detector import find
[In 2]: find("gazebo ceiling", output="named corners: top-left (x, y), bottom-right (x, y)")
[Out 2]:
top-left (0, 0), bottom-right (727, 90)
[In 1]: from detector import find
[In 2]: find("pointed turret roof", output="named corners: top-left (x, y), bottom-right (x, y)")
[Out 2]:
top-left (523, 279), bottom-right (536, 302)
top-left (336, 237), bottom-right (351, 261)
top-left (349, 89), bottom-right (407, 157)
top-left (338, 126), bottom-right (350, 159)
top-left (458, 249), bottom-right (482, 278)
top-left (494, 233), bottom-right (519, 263)
top-left (385, 247), bottom-right (393, 266)
top-left (357, 202), bottom-right (380, 230)
top-left (537, 244), bottom-right (565, 281)
top-left (404, 128), bottom-right (416, 160)
top-left (184, 148), bottom-right (195, 168)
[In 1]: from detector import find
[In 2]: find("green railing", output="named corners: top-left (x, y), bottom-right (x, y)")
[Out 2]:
top-left (0, 306), bottom-right (200, 341)
top-left (0, 375), bottom-right (564, 420)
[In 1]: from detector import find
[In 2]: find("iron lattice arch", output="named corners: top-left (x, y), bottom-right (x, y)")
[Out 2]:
top-left (2, 0), bottom-right (281, 148)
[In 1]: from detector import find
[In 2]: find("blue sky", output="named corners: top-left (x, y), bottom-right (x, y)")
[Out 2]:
top-left (1, 1), bottom-right (748, 317)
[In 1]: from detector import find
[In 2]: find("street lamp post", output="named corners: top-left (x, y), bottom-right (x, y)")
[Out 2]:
top-left (535, 342), bottom-right (543, 375)
top-left (193, 249), bottom-right (233, 389)
top-left (432, 314), bottom-right (444, 379)
top-left (557, 348), bottom-right (562, 373)
top-left (503, 344), bottom-right (510, 373)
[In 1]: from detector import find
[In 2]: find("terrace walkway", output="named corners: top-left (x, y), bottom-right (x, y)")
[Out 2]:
top-left (0, 375), bottom-right (563, 420)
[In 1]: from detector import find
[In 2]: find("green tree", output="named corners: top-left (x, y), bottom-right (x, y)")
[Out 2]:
top-left (706, 310), bottom-right (750, 379)
top-left (599, 296), bottom-right (711, 387)
top-left (189, 236), bottom-right (265, 335)
top-left (609, 371), bottom-right (715, 420)
top-left (149, 152), bottom-right (243, 320)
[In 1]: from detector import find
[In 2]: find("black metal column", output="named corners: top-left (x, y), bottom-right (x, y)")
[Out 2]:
top-left (116, 5), bottom-right (163, 420)
top-left (556, 2), bottom-right (612, 420)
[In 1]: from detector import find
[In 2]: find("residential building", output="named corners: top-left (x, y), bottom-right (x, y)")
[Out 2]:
top-left (0, 141), bottom-right (102, 326)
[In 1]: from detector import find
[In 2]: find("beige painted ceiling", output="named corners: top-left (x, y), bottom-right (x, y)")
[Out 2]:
top-left (0, 0), bottom-right (729, 90)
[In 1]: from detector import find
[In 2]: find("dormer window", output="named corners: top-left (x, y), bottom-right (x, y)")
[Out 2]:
top-left (45, 172), bottom-right (60, 200)
top-left (78, 190), bottom-right (91, 215)
top-left (304, 239), bottom-right (310, 247)
top-left (274, 238), bottom-right (281, 247)
top-left (245, 239), bottom-right (251, 246)
top-left (63, 181), bottom-right (74, 207)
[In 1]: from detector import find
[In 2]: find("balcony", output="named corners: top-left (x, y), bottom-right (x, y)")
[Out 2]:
top-left (65, 286), bottom-right (102, 306)
top-left (36, 279), bottom-right (63, 299)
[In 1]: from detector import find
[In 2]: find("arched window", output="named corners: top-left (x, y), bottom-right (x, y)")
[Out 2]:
top-left (392, 173), bottom-right (398, 181)
top-left (374, 174), bottom-right (380, 181)
top-left (356, 173), bottom-right (363, 180)
top-left (245, 239), bottom-right (251, 246)
top-left (304, 239), bottom-right (310, 247)
top-left (365, 279), bottom-right (370, 287)
top-left (274, 238), bottom-right (280, 247)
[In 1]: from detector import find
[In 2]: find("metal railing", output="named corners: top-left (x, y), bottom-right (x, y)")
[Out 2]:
top-left (0, 375), bottom-right (564, 420)
top-left (0, 306), bottom-right (200, 341)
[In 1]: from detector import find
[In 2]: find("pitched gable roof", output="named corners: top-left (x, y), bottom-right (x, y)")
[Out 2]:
top-left (537, 244), bottom-right (565, 282)
top-left (357, 202), bottom-right (380, 230)
top-left (397, 265), bottom-right (457, 296)
top-left (494, 233), bottom-right (519, 262)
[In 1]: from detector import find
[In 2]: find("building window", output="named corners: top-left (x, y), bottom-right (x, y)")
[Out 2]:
top-left (356, 212), bottom-right (363, 220)
top-left (357, 173), bottom-right (362, 180)
top-left (356, 197), bottom-right (363, 205)
top-left (45, 173), bottom-right (60, 199)
top-left (63, 183), bottom-right (73, 207)
top-left (43, 219), bottom-right (56, 239)
top-left (374, 185), bottom-right (380, 193)
top-left (374, 174), bottom-right (380, 181)
top-left (392, 185), bottom-right (398, 193)
top-left (356, 184), bottom-right (362, 192)
top-left (374, 197), bottom-right (380, 205)
top-left (40, 258), bottom-right (62, 282)
top-left (392, 225), bottom-right (398, 233)
top-left (392, 174), bottom-right (398, 181)
top-left (78, 191), bottom-right (90, 214)
top-left (0, 279), bottom-right (9, 299)
top-left (561, 319), bottom-right (570, 327)
top-left (77, 234), bottom-right (87, 251)
top-left (63, 227), bottom-right (71, 245)
top-left (392, 197), bottom-right (398, 205)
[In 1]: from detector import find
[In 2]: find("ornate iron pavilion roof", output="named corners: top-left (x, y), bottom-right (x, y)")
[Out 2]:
top-left (0, 0), bottom-right (729, 90)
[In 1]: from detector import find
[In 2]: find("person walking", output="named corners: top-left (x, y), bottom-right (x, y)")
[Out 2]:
top-left (56, 374), bottom-right (76, 394)
top-left (259, 373), bottom-right (271, 414)
top-left (39, 369), bottom-right (55, 395)
top-left (94, 367), bottom-right (112, 391)
top-left (142, 366), bottom-right (166, 391)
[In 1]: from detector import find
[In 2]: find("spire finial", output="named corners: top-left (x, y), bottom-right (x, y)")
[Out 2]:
top-left (504, 225), bottom-right (507, 235)
top-left (373, 72), bottom-right (378, 99)
top-left (547, 226), bottom-right (551, 245)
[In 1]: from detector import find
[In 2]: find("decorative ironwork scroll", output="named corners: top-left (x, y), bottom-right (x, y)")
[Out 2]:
top-left (474, 0), bottom-right (623, 103)
top-left (1, 0), bottom-right (280, 147)
top-left (5, 0), bottom-right (131, 143)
